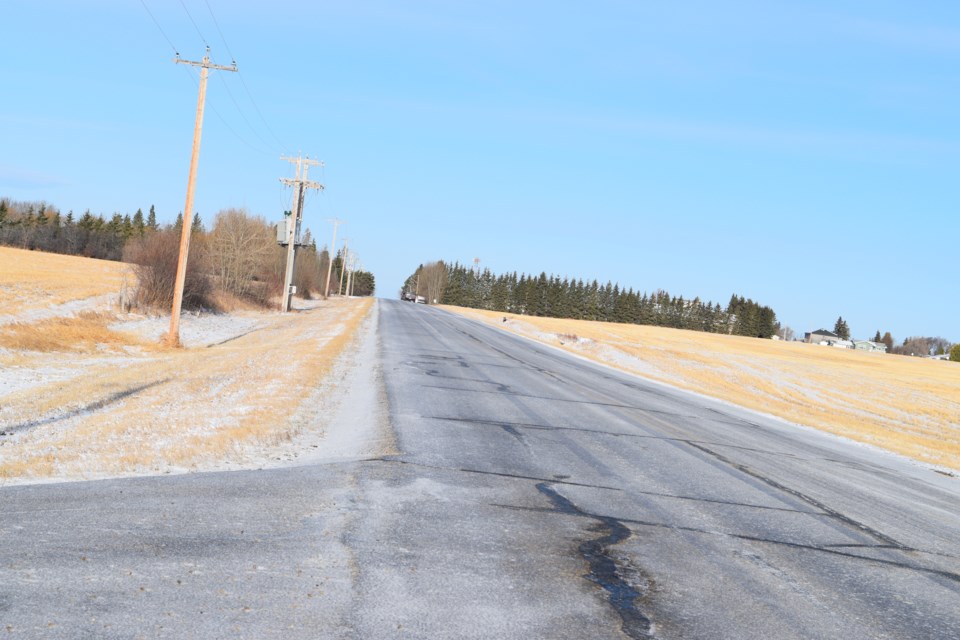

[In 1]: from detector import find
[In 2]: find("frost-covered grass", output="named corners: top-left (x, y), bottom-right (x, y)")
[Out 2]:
top-left (0, 311), bottom-right (150, 352)
top-left (0, 248), bottom-right (376, 484)
top-left (445, 306), bottom-right (960, 471)
top-left (0, 297), bottom-right (373, 482)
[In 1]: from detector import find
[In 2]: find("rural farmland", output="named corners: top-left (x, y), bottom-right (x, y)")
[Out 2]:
top-left (3, 1), bottom-right (960, 637)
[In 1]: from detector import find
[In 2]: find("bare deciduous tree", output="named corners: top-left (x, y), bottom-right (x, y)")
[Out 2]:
top-left (125, 228), bottom-right (211, 311)
top-left (209, 208), bottom-right (276, 301)
top-left (420, 261), bottom-right (448, 304)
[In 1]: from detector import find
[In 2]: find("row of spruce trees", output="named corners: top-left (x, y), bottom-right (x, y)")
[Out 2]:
top-left (405, 262), bottom-right (780, 338)
top-left (0, 200), bottom-right (188, 262)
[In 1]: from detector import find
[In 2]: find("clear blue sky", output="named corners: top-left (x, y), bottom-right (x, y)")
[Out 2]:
top-left (3, 1), bottom-right (957, 342)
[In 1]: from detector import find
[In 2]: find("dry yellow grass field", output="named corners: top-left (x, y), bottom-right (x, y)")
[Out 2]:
top-left (444, 306), bottom-right (960, 472)
top-left (0, 297), bottom-right (372, 481)
top-left (0, 311), bottom-right (154, 352)
top-left (0, 246), bottom-right (130, 314)
top-left (0, 248), bottom-right (375, 482)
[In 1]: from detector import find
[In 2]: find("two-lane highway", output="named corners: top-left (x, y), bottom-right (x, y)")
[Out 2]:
top-left (2, 299), bottom-right (958, 638)
top-left (365, 299), bottom-right (959, 639)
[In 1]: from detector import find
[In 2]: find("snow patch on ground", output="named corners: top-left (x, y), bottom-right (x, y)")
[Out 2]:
top-left (112, 311), bottom-right (266, 348)
top-left (0, 294), bottom-right (117, 327)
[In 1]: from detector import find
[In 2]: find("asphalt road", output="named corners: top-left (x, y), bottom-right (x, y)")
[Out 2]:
top-left (2, 299), bottom-right (958, 639)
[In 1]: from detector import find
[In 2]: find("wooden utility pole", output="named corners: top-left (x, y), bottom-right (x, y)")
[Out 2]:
top-left (279, 153), bottom-right (324, 312)
top-left (323, 217), bottom-right (344, 299)
top-left (349, 259), bottom-right (362, 297)
top-left (166, 48), bottom-right (237, 347)
top-left (346, 256), bottom-right (355, 297)
top-left (338, 239), bottom-right (349, 296)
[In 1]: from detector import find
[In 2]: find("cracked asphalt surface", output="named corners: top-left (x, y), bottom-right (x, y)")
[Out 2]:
top-left (2, 299), bottom-right (959, 638)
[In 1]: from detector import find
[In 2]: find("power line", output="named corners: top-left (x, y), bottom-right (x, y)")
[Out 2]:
top-left (141, 1), bottom-right (291, 162)
top-left (178, 64), bottom-right (274, 156)
top-left (216, 72), bottom-right (279, 153)
top-left (138, 0), bottom-right (179, 54)
top-left (202, 0), bottom-right (290, 153)
top-left (177, 0), bottom-right (209, 47)
top-left (207, 97), bottom-right (274, 156)
top-left (203, 0), bottom-right (236, 63)
top-left (234, 71), bottom-right (291, 153)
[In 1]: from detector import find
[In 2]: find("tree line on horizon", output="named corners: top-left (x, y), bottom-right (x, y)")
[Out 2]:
top-left (403, 261), bottom-right (780, 338)
top-left (0, 197), bottom-right (374, 310)
top-left (0, 198), bottom-right (166, 261)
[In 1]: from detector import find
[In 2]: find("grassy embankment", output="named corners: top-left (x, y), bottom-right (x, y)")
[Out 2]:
top-left (444, 306), bottom-right (960, 472)
top-left (0, 247), bottom-right (373, 481)
top-left (0, 246), bottom-right (130, 315)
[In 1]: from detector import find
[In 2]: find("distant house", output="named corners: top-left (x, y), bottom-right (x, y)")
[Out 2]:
top-left (832, 340), bottom-right (854, 349)
top-left (805, 329), bottom-right (839, 345)
top-left (853, 340), bottom-right (887, 353)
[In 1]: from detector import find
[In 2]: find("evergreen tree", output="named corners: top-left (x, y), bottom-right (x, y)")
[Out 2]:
top-left (588, 280), bottom-right (600, 321)
top-left (132, 209), bottom-right (146, 237)
top-left (834, 316), bottom-right (850, 340)
top-left (109, 213), bottom-right (124, 236)
top-left (757, 306), bottom-right (777, 338)
top-left (122, 214), bottom-right (133, 239)
top-left (490, 275), bottom-right (509, 311)
top-left (191, 212), bottom-right (204, 233)
top-left (873, 330), bottom-right (882, 342)
top-left (79, 210), bottom-right (95, 229)
top-left (513, 274), bottom-right (527, 313)
top-left (147, 205), bottom-right (158, 231)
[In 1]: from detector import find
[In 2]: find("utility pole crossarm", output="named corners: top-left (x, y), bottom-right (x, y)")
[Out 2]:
top-left (174, 52), bottom-right (238, 73)
top-left (280, 155), bottom-right (322, 166)
top-left (279, 178), bottom-right (324, 191)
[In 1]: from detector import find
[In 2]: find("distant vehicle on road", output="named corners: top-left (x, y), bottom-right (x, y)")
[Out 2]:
top-left (415, 295), bottom-right (426, 304)
top-left (401, 291), bottom-right (416, 302)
